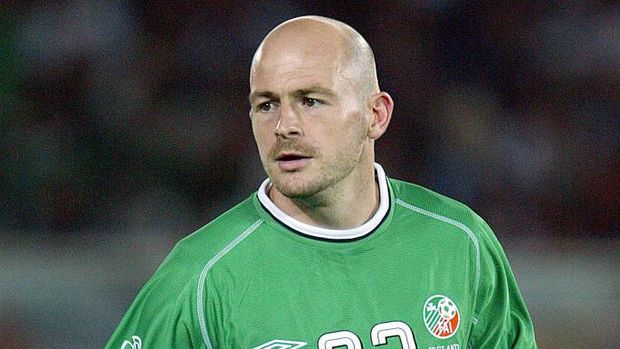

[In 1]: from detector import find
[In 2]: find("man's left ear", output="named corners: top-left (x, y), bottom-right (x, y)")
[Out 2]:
top-left (368, 92), bottom-right (394, 140)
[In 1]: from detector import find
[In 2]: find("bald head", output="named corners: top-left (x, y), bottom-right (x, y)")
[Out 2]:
top-left (250, 16), bottom-right (379, 98)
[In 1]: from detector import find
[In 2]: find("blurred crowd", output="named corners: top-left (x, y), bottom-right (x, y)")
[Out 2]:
top-left (2, 1), bottom-right (617, 240)
top-left (1, 1), bottom-right (619, 348)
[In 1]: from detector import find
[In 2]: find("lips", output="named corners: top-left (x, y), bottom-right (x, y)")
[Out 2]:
top-left (275, 152), bottom-right (312, 171)
top-left (275, 153), bottom-right (311, 161)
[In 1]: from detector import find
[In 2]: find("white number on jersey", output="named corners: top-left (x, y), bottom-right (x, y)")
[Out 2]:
top-left (318, 321), bottom-right (417, 349)
top-left (371, 321), bottom-right (416, 348)
top-left (318, 331), bottom-right (362, 349)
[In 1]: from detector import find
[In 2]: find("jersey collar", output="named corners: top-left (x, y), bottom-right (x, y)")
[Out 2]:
top-left (257, 163), bottom-right (390, 241)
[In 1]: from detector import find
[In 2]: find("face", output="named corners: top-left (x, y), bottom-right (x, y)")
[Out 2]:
top-left (249, 31), bottom-right (372, 199)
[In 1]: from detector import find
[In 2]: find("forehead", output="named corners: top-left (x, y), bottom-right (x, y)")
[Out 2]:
top-left (253, 53), bottom-right (341, 90)
top-left (250, 26), bottom-right (351, 93)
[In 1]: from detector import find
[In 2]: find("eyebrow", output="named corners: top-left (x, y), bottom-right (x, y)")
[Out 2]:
top-left (248, 91), bottom-right (278, 105)
top-left (249, 86), bottom-right (337, 104)
top-left (292, 86), bottom-right (337, 99)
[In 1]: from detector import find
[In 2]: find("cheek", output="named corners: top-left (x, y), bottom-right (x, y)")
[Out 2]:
top-left (252, 123), bottom-right (274, 155)
top-left (333, 110), bottom-right (367, 139)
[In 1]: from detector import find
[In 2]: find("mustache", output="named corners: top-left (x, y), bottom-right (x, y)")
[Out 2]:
top-left (269, 140), bottom-right (318, 159)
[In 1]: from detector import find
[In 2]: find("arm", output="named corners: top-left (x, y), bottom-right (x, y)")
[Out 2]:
top-left (105, 259), bottom-right (204, 348)
top-left (467, 218), bottom-right (537, 348)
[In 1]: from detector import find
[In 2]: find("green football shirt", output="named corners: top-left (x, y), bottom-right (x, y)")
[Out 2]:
top-left (106, 164), bottom-right (536, 348)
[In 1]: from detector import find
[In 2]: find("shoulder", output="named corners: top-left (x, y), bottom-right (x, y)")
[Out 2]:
top-left (122, 195), bottom-right (263, 313)
top-left (106, 196), bottom-right (263, 347)
top-left (162, 195), bottom-right (263, 276)
top-left (388, 178), bottom-right (501, 252)
top-left (390, 178), bottom-right (484, 227)
top-left (389, 177), bottom-right (515, 275)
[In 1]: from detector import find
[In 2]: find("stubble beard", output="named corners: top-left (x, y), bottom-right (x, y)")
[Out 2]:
top-left (264, 119), bottom-right (368, 203)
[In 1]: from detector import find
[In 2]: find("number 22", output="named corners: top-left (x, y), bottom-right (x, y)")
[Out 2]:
top-left (318, 321), bottom-right (416, 348)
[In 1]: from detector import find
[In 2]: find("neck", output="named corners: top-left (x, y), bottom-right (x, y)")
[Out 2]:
top-left (269, 162), bottom-right (379, 230)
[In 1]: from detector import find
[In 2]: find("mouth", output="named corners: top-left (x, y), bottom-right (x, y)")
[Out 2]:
top-left (276, 153), bottom-right (311, 161)
top-left (275, 152), bottom-right (312, 171)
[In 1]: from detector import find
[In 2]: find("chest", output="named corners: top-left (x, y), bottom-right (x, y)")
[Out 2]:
top-left (210, 237), bottom-right (476, 349)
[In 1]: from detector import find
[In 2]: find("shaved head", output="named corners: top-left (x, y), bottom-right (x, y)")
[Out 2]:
top-left (251, 16), bottom-right (379, 100)
top-left (248, 15), bottom-right (394, 224)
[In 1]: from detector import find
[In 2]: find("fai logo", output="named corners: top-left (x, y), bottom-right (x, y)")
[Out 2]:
top-left (120, 335), bottom-right (142, 349)
top-left (252, 339), bottom-right (307, 349)
top-left (423, 295), bottom-right (460, 339)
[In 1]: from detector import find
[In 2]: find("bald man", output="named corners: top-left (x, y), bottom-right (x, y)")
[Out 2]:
top-left (106, 16), bottom-right (536, 349)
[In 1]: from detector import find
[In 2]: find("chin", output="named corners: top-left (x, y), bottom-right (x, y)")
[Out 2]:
top-left (271, 175), bottom-right (323, 199)
top-left (277, 188), bottom-right (316, 199)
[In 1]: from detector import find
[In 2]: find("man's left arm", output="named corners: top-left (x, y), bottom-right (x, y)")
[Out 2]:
top-left (467, 217), bottom-right (537, 348)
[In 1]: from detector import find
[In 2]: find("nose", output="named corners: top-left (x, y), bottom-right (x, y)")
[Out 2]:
top-left (274, 103), bottom-right (302, 139)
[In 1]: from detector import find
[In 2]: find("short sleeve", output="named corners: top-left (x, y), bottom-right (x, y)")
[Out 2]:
top-left (467, 217), bottom-right (537, 348)
top-left (105, 263), bottom-right (204, 348)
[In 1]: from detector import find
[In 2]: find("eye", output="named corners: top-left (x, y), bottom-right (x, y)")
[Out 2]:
top-left (256, 102), bottom-right (273, 112)
top-left (302, 97), bottom-right (320, 107)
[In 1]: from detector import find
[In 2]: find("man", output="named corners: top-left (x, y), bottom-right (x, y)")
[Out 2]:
top-left (107, 16), bottom-right (537, 348)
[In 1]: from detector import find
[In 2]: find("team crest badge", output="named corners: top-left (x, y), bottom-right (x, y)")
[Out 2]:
top-left (423, 295), bottom-right (460, 339)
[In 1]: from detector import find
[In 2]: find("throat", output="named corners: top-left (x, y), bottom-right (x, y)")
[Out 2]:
top-left (269, 177), bottom-right (380, 230)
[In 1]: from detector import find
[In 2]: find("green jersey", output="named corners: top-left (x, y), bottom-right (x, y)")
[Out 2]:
top-left (106, 164), bottom-right (536, 349)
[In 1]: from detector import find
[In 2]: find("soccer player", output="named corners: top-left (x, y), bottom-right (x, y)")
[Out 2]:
top-left (106, 16), bottom-right (537, 349)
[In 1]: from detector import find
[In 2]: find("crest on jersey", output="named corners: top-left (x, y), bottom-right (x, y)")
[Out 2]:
top-left (423, 295), bottom-right (460, 339)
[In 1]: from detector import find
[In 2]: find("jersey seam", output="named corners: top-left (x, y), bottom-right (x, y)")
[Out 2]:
top-left (395, 198), bottom-right (481, 306)
top-left (196, 219), bottom-right (263, 349)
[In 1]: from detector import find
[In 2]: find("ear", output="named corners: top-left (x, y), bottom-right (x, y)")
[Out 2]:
top-left (368, 92), bottom-right (393, 140)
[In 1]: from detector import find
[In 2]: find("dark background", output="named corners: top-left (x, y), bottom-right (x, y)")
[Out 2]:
top-left (1, 1), bottom-right (618, 348)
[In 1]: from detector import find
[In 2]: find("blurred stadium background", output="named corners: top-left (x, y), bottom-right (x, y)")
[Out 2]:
top-left (1, 1), bottom-right (618, 348)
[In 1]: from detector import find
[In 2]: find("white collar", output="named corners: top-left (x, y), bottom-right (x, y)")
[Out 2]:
top-left (257, 163), bottom-right (390, 240)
